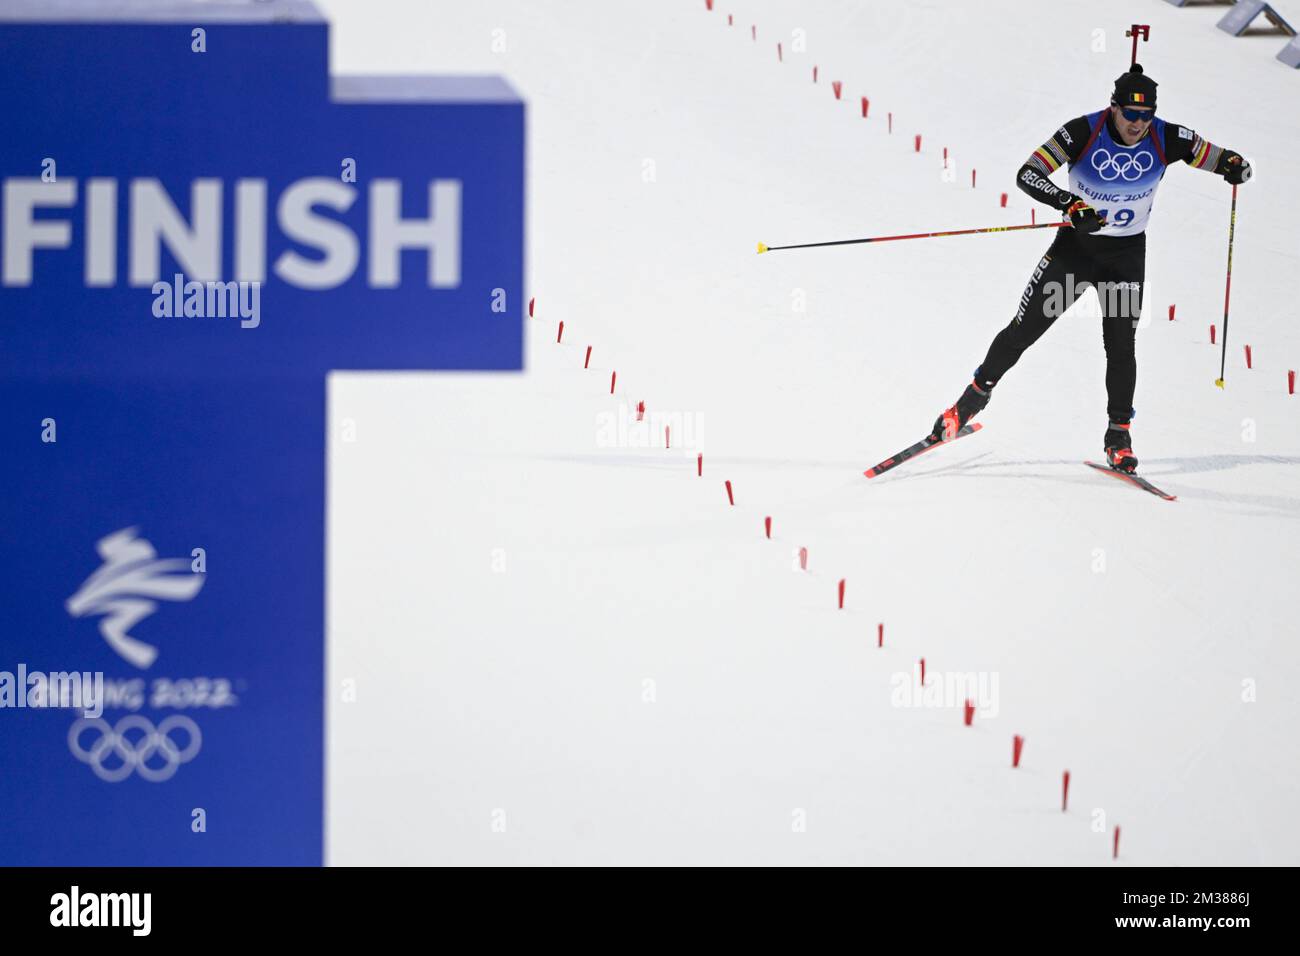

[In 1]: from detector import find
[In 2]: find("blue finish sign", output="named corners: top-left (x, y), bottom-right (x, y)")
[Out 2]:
top-left (0, 0), bottom-right (524, 864)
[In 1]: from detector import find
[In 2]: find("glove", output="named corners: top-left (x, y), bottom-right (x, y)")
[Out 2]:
top-left (1220, 151), bottom-right (1252, 185)
top-left (1065, 198), bottom-right (1104, 234)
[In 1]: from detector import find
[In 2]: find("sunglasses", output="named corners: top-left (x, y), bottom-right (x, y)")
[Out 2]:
top-left (1117, 106), bottom-right (1155, 122)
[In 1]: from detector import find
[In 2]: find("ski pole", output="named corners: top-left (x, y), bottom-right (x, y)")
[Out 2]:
top-left (1214, 183), bottom-right (1238, 389)
top-left (756, 220), bottom-right (1070, 255)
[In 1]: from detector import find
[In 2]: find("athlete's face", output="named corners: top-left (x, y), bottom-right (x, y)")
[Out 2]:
top-left (1112, 105), bottom-right (1154, 146)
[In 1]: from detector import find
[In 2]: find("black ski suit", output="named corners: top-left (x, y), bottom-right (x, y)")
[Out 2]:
top-left (973, 109), bottom-right (1241, 424)
top-left (978, 227), bottom-right (1144, 424)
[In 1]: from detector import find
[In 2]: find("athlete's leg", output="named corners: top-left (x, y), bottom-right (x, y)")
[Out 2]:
top-left (930, 231), bottom-right (1090, 439)
top-left (1097, 243), bottom-right (1146, 424)
top-left (1095, 239), bottom-right (1146, 471)
top-left (975, 230), bottom-right (1090, 389)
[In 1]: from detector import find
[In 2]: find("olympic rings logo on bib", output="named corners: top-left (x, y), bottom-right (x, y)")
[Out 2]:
top-left (68, 714), bottom-right (202, 783)
top-left (1090, 148), bottom-right (1154, 182)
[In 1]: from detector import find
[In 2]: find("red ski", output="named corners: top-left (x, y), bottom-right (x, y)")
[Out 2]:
top-left (864, 423), bottom-right (982, 478)
top-left (1083, 461), bottom-right (1176, 501)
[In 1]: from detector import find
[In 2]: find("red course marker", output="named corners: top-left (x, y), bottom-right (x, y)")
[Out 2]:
top-left (665, 425), bottom-right (670, 449)
top-left (1168, 304), bottom-right (1176, 321)
top-left (528, 296), bottom-right (535, 317)
top-left (556, 321), bottom-right (564, 344)
top-left (837, 579), bottom-right (845, 609)
top-left (1113, 826), bottom-right (1121, 860)
top-left (610, 371), bottom-right (616, 394)
top-left (798, 547), bottom-right (808, 571)
top-left (919, 657), bottom-right (926, 686)
top-left (971, 169), bottom-right (977, 188)
top-left (1012, 734), bottom-right (1024, 767)
top-left (860, 96), bottom-right (869, 118)
top-left (812, 65), bottom-right (818, 83)
top-left (1245, 344), bottom-right (1252, 369)
top-left (636, 400), bottom-right (645, 422)
top-left (832, 80), bottom-right (842, 100)
top-left (1000, 192), bottom-right (1008, 208)
top-left (584, 345), bottom-right (592, 368)
top-left (764, 515), bottom-right (771, 538)
top-left (1210, 324), bottom-right (1216, 345)
top-left (963, 700), bottom-right (975, 726)
top-left (777, 42), bottom-right (782, 62)
top-left (751, 24), bottom-right (755, 41)
top-left (877, 622), bottom-right (884, 648)
top-left (914, 133), bottom-right (920, 152)
top-left (1031, 208), bottom-right (1036, 225)
top-left (888, 112), bottom-right (892, 133)
top-left (1289, 370), bottom-right (1296, 395)
top-left (705, 0), bottom-right (712, 10)
top-left (1062, 770), bottom-right (1071, 812)
top-left (725, 480), bottom-right (734, 506)
top-left (727, 14), bottom-right (732, 25)
top-left (943, 146), bottom-right (948, 163)
top-left (697, 453), bottom-right (703, 476)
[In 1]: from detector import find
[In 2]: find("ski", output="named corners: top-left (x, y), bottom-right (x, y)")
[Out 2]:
top-left (1083, 461), bottom-right (1177, 501)
top-left (864, 423), bottom-right (982, 478)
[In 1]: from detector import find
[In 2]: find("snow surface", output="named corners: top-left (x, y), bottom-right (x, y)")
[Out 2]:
top-left (320, 0), bottom-right (1300, 865)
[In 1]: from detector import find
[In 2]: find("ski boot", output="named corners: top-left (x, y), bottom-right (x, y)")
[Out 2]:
top-left (1104, 422), bottom-right (1138, 474)
top-left (931, 380), bottom-right (992, 442)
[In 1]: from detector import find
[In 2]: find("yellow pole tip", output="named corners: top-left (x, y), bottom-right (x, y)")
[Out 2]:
top-left (1215, 379), bottom-right (1225, 389)
top-left (756, 242), bottom-right (768, 254)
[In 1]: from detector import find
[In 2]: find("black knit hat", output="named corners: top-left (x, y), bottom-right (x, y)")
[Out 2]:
top-left (1112, 63), bottom-right (1157, 108)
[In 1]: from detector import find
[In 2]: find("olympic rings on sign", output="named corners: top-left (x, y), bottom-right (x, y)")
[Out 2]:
top-left (68, 714), bottom-right (202, 783)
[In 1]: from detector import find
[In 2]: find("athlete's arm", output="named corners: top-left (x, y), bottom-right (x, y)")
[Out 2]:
top-left (1164, 124), bottom-right (1252, 183)
top-left (1015, 115), bottom-right (1093, 212)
